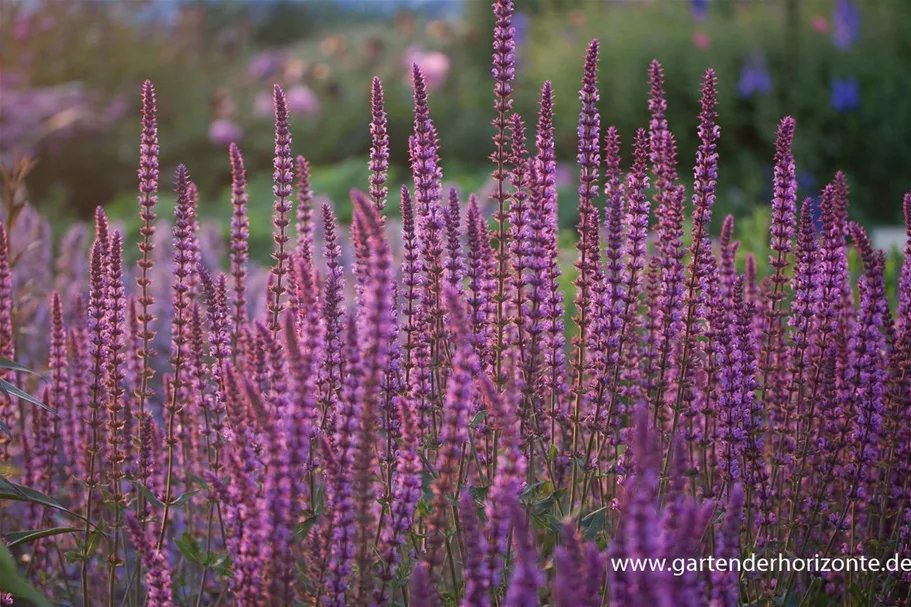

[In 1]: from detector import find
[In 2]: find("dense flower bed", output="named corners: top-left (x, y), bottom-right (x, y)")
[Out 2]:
top-left (1, 1), bottom-right (910, 605)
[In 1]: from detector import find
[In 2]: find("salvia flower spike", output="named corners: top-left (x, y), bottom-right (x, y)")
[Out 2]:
top-left (2, 17), bottom-right (908, 607)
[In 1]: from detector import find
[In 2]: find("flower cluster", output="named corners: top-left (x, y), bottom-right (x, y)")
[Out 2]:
top-left (0, 1), bottom-right (909, 606)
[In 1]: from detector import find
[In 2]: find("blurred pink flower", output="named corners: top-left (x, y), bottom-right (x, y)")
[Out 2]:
top-left (253, 90), bottom-right (273, 119)
top-left (286, 84), bottom-right (320, 117)
top-left (555, 163), bottom-right (574, 189)
top-left (246, 50), bottom-right (287, 81)
top-left (403, 46), bottom-right (450, 90)
top-left (15, 19), bottom-right (30, 41)
top-left (812, 16), bottom-right (829, 33)
top-left (693, 31), bottom-right (711, 50)
top-left (209, 119), bottom-right (242, 145)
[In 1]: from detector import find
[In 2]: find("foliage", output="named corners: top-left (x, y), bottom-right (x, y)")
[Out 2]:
top-left (0, 2), bottom-right (910, 606)
top-left (5, 0), bottom-right (911, 227)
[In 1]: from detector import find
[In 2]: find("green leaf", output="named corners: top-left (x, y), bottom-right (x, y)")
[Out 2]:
top-left (0, 542), bottom-right (53, 607)
top-left (175, 532), bottom-right (202, 565)
top-left (0, 417), bottom-right (11, 440)
top-left (296, 514), bottom-right (319, 538)
top-left (0, 357), bottom-right (40, 375)
top-left (170, 490), bottom-right (199, 507)
top-left (189, 474), bottom-right (210, 491)
top-left (469, 409), bottom-right (488, 428)
top-left (468, 484), bottom-right (490, 503)
top-left (0, 477), bottom-right (85, 523)
top-left (85, 527), bottom-right (103, 560)
top-left (0, 378), bottom-right (57, 416)
top-left (207, 551), bottom-right (233, 578)
top-left (547, 444), bottom-right (559, 461)
top-left (518, 481), bottom-right (545, 502)
top-left (580, 506), bottom-right (608, 541)
top-left (130, 481), bottom-right (164, 509)
top-left (4, 526), bottom-right (82, 548)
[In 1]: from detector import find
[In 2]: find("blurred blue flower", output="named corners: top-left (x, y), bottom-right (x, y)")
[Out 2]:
top-left (738, 55), bottom-right (772, 99)
top-left (691, 0), bottom-right (708, 21)
top-left (830, 77), bottom-right (860, 113)
top-left (832, 0), bottom-right (860, 50)
top-left (514, 12), bottom-right (530, 48)
top-left (798, 171), bottom-right (816, 194)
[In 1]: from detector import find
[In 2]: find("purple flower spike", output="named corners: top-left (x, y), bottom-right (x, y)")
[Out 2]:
top-left (319, 203), bottom-right (346, 419)
top-left (712, 484), bottom-right (745, 607)
top-left (126, 512), bottom-right (174, 607)
top-left (554, 524), bottom-right (585, 607)
top-left (490, 0), bottom-right (516, 385)
top-left (228, 142), bottom-right (250, 349)
top-left (296, 154), bottom-right (314, 256)
top-left (460, 489), bottom-right (491, 607)
top-left (369, 76), bottom-right (389, 212)
top-left (504, 500), bottom-right (543, 607)
top-left (410, 562), bottom-right (438, 607)
top-left (0, 223), bottom-right (13, 451)
top-left (135, 80), bottom-right (159, 429)
top-left (269, 84), bottom-right (294, 337)
top-left (572, 38), bottom-right (602, 381)
top-left (534, 80), bottom-right (568, 409)
top-left (443, 187), bottom-right (464, 291)
top-left (466, 193), bottom-right (493, 369)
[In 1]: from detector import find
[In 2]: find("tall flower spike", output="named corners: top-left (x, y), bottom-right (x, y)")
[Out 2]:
top-left (369, 76), bottom-right (389, 212)
top-left (349, 190), bottom-right (393, 600)
top-left (846, 244), bottom-right (888, 522)
top-left (507, 112), bottom-right (530, 346)
top-left (569, 39), bottom-right (603, 504)
top-left (410, 562), bottom-right (437, 607)
top-left (688, 68), bottom-right (720, 262)
top-left (712, 484), bottom-right (745, 607)
top-left (719, 214), bottom-right (738, 297)
top-left (572, 40), bottom-right (603, 345)
top-left (426, 287), bottom-right (478, 572)
top-left (762, 117), bottom-right (798, 431)
top-left (645, 59), bottom-right (684, 418)
top-left (603, 126), bottom-right (625, 323)
top-left (375, 389), bottom-right (423, 605)
top-left (325, 321), bottom-right (360, 607)
top-left (136, 80), bottom-right (159, 429)
top-left (554, 524), bottom-right (585, 607)
top-left (94, 205), bottom-right (110, 254)
top-left (490, 0), bottom-right (516, 388)
top-left (668, 69), bottom-right (719, 453)
top-left (49, 292), bottom-right (73, 482)
top-left (504, 499), bottom-right (543, 607)
top-left (319, 203), bottom-right (346, 419)
top-left (81, 237), bottom-right (109, 605)
top-left (647, 59), bottom-right (678, 188)
top-left (443, 187), bottom-right (464, 290)
top-left (465, 193), bottom-right (493, 369)
top-left (460, 489), bottom-right (491, 607)
top-left (104, 231), bottom-right (128, 592)
top-left (535, 80), bottom-right (568, 409)
top-left (295, 154), bottom-right (314, 256)
top-left (0, 223), bottom-right (13, 450)
top-left (157, 164), bottom-right (195, 549)
top-left (611, 130), bottom-right (650, 412)
top-left (479, 371), bottom-right (527, 590)
top-left (126, 512), bottom-right (174, 607)
top-left (269, 84), bottom-right (294, 337)
top-left (229, 142), bottom-right (250, 350)
top-left (411, 65), bottom-right (443, 222)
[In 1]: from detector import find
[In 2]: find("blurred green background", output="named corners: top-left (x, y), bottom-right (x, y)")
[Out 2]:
top-left (1, 0), bottom-right (909, 243)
